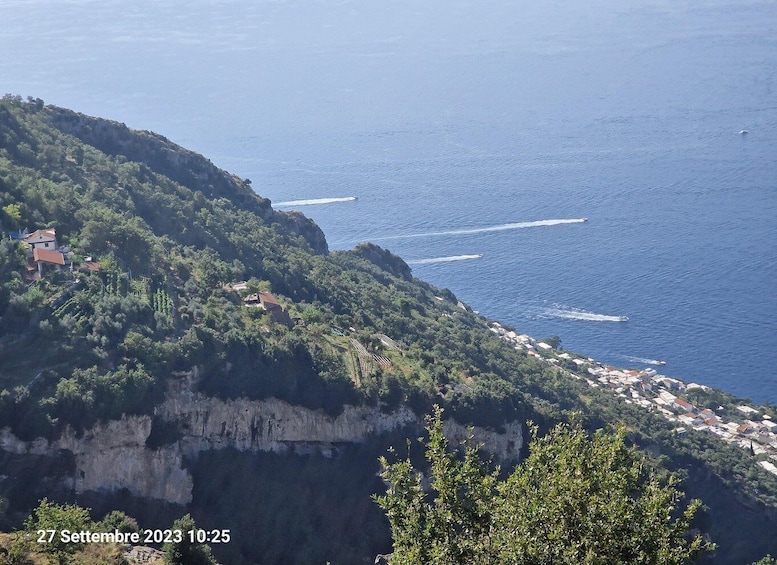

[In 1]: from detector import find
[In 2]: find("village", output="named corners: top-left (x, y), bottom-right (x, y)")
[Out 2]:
top-left (488, 321), bottom-right (777, 478)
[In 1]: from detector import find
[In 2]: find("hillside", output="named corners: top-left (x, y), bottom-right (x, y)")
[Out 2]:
top-left (1, 95), bottom-right (776, 564)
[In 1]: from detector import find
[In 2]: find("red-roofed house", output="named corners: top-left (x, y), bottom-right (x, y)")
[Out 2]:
top-left (673, 398), bottom-right (695, 413)
top-left (32, 247), bottom-right (65, 276)
top-left (737, 423), bottom-right (754, 435)
top-left (257, 292), bottom-right (292, 326)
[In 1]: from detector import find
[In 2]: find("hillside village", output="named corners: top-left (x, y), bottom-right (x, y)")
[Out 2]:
top-left (489, 321), bottom-right (777, 478)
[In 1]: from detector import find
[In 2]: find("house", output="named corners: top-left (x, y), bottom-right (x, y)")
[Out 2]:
top-left (658, 390), bottom-right (677, 403)
top-left (258, 291), bottom-right (292, 326)
top-left (673, 398), bottom-right (695, 413)
top-left (24, 229), bottom-right (58, 251)
top-left (32, 248), bottom-right (65, 276)
top-left (762, 421), bottom-right (777, 433)
top-left (737, 423), bottom-right (754, 435)
top-left (229, 281), bottom-right (249, 292)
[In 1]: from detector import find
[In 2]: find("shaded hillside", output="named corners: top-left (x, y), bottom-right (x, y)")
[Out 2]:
top-left (1, 96), bottom-right (776, 563)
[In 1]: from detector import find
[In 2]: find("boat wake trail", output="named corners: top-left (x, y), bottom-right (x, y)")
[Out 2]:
top-left (622, 355), bottom-right (666, 366)
top-left (274, 196), bottom-right (357, 207)
top-left (544, 305), bottom-right (629, 322)
top-left (407, 254), bottom-right (483, 265)
top-left (377, 218), bottom-right (587, 240)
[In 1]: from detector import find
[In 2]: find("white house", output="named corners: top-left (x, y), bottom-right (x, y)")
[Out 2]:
top-left (24, 229), bottom-right (57, 250)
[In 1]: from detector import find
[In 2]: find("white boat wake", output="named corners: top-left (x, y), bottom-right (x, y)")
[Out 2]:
top-left (378, 218), bottom-right (587, 240)
top-left (274, 196), bottom-right (357, 207)
top-left (623, 355), bottom-right (666, 366)
top-left (407, 254), bottom-right (483, 265)
top-left (544, 306), bottom-right (629, 322)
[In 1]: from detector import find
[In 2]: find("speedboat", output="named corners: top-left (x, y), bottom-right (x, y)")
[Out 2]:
top-left (739, 129), bottom-right (748, 135)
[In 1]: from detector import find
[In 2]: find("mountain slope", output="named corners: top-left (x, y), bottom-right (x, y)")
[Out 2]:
top-left (1, 96), bottom-right (776, 564)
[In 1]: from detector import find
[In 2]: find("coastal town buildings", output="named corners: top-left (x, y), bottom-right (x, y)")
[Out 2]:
top-left (487, 320), bottom-right (777, 478)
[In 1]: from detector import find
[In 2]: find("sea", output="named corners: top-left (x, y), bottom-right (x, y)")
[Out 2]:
top-left (2, 0), bottom-right (775, 403)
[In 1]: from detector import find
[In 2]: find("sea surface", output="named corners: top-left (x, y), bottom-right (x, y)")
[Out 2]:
top-left (2, 0), bottom-right (775, 403)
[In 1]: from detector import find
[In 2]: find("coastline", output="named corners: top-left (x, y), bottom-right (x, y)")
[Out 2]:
top-left (488, 321), bottom-right (777, 478)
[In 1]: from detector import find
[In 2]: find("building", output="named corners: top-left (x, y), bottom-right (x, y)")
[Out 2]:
top-left (762, 421), bottom-right (777, 433)
top-left (24, 229), bottom-right (57, 250)
top-left (31, 247), bottom-right (65, 276)
top-left (257, 291), bottom-right (293, 326)
top-left (673, 398), bottom-right (695, 413)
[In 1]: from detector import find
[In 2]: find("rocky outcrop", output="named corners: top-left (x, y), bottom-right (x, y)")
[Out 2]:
top-left (0, 377), bottom-right (523, 506)
top-left (274, 209), bottom-right (329, 254)
top-left (351, 242), bottom-right (413, 281)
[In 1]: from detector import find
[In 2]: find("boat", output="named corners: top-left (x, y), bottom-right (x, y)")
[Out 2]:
top-left (739, 129), bottom-right (748, 135)
top-left (582, 217), bottom-right (588, 222)
top-left (618, 315), bottom-right (629, 322)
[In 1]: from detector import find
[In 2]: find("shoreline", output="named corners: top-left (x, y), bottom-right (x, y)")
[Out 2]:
top-left (488, 321), bottom-right (777, 478)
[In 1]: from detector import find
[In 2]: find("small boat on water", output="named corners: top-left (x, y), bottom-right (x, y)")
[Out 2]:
top-left (618, 315), bottom-right (629, 322)
top-left (582, 217), bottom-right (588, 222)
top-left (739, 129), bottom-right (748, 135)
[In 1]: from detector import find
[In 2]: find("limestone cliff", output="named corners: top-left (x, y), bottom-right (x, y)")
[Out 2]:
top-left (0, 376), bottom-right (522, 506)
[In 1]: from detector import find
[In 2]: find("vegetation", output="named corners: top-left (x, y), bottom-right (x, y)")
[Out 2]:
top-left (162, 514), bottom-right (214, 565)
top-left (1, 95), bottom-right (776, 563)
top-left (22, 499), bottom-right (94, 565)
top-left (377, 407), bottom-right (713, 564)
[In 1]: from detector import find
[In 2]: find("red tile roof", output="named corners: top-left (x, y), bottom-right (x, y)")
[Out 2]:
top-left (258, 291), bottom-right (280, 306)
top-left (673, 398), bottom-right (694, 411)
top-left (33, 248), bottom-right (65, 266)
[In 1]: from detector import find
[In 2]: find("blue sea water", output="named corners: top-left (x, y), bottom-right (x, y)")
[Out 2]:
top-left (2, 0), bottom-right (775, 403)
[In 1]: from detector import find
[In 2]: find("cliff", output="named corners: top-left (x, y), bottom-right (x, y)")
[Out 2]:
top-left (0, 374), bottom-right (522, 506)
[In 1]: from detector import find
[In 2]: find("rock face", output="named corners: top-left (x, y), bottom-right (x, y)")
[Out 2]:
top-left (0, 376), bottom-right (523, 505)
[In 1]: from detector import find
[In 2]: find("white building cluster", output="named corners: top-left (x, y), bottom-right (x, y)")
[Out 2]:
top-left (487, 321), bottom-right (777, 477)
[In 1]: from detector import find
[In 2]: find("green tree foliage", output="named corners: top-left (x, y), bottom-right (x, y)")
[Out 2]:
top-left (163, 514), bottom-right (215, 565)
top-left (23, 499), bottom-right (94, 565)
top-left (98, 510), bottom-right (139, 535)
top-left (376, 406), bottom-right (498, 565)
top-left (377, 408), bottom-right (713, 565)
top-left (1, 203), bottom-right (22, 229)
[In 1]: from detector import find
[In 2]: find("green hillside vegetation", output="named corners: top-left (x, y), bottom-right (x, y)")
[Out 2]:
top-left (378, 407), bottom-right (712, 565)
top-left (1, 95), bottom-right (776, 563)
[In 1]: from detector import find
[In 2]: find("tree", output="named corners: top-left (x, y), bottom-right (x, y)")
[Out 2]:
top-left (23, 499), bottom-right (94, 565)
top-left (163, 514), bottom-right (215, 565)
top-left (541, 335), bottom-right (562, 349)
top-left (375, 406), bottom-right (498, 565)
top-left (376, 408), bottom-right (713, 565)
top-left (1, 203), bottom-right (22, 230)
top-left (99, 510), bottom-right (139, 534)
